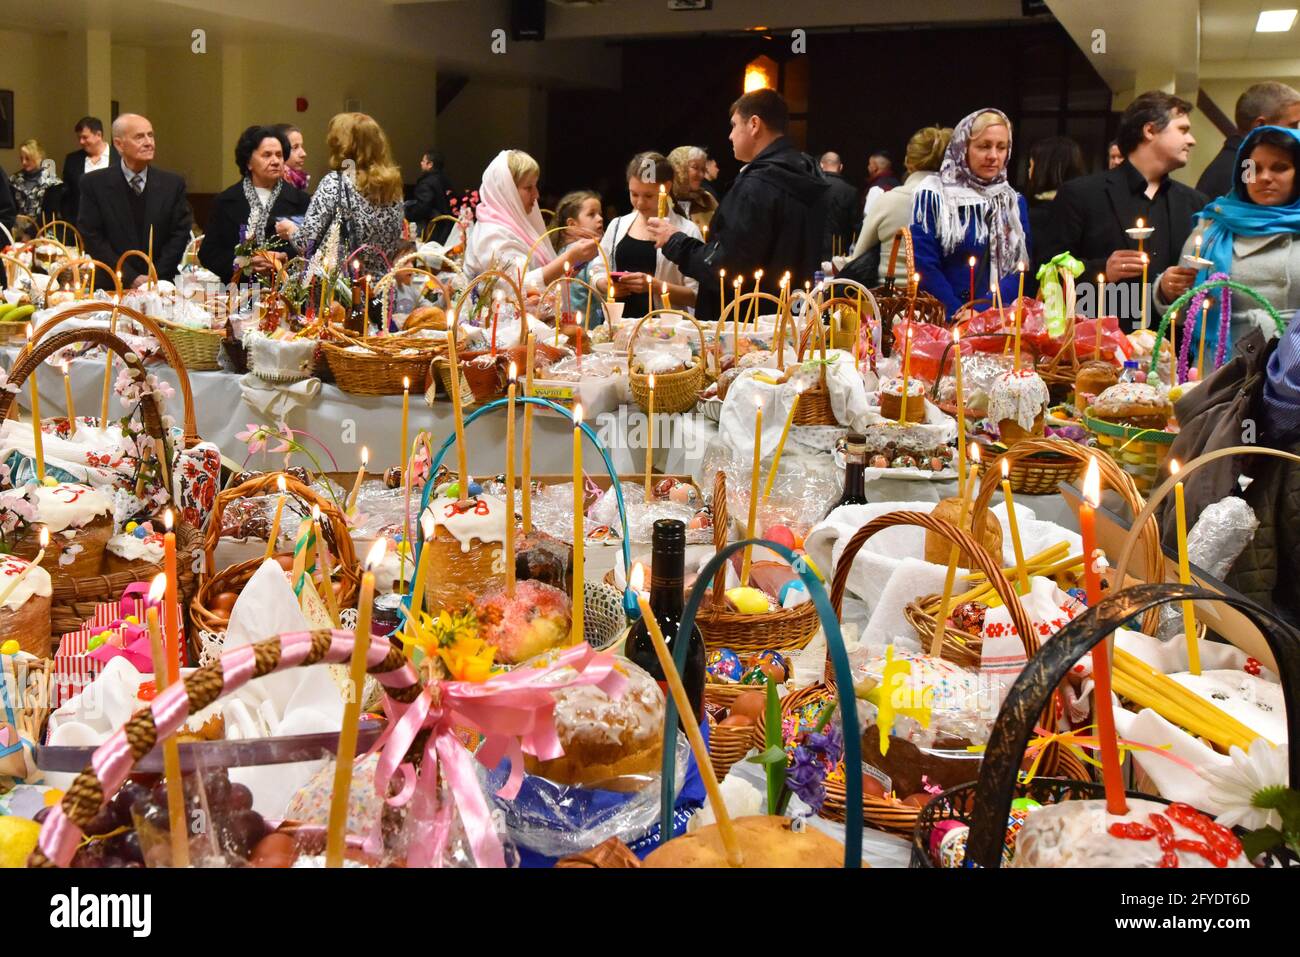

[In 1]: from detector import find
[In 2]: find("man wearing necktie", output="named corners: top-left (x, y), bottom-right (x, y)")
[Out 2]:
top-left (78, 113), bottom-right (193, 288)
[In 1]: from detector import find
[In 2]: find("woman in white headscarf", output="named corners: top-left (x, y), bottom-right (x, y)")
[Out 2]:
top-left (465, 149), bottom-right (599, 290)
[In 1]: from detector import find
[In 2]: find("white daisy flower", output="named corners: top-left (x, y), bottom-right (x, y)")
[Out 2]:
top-left (1199, 738), bottom-right (1288, 831)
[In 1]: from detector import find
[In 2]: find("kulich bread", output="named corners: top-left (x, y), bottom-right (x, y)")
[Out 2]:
top-left (924, 496), bottom-right (1004, 569)
top-left (1091, 383), bottom-right (1173, 431)
top-left (0, 554), bottom-right (52, 657)
top-left (878, 376), bottom-right (927, 422)
top-left (643, 815), bottom-right (847, 868)
top-left (3, 483), bottom-right (113, 579)
top-left (523, 656), bottom-right (663, 789)
top-left (988, 370), bottom-right (1049, 446)
top-left (103, 531), bottom-right (166, 578)
top-left (1074, 360), bottom-right (1119, 406)
top-left (421, 494), bottom-right (510, 616)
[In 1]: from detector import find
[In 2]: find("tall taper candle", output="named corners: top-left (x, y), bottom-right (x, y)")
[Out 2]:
top-left (505, 363), bottom-right (517, 597)
top-left (571, 405), bottom-right (585, 644)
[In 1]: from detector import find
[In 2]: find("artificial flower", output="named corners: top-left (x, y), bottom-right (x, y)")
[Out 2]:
top-left (1200, 738), bottom-right (1289, 831)
top-left (438, 637), bottom-right (497, 684)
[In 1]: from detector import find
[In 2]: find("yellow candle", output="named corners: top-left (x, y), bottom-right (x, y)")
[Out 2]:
top-left (571, 405), bottom-right (585, 644)
top-left (346, 447), bottom-right (368, 514)
top-left (1000, 457), bottom-right (1029, 594)
top-left (326, 539), bottom-right (384, 868)
top-left (265, 475), bottom-right (288, 560)
top-left (741, 398), bottom-right (762, 586)
top-left (1170, 459), bottom-right (1201, 676)
top-left (400, 376), bottom-right (411, 587)
top-left (1197, 298), bottom-right (1210, 380)
top-left (1140, 252), bottom-right (1150, 331)
top-left (732, 277), bottom-right (743, 358)
top-left (762, 394), bottom-right (800, 501)
top-left (61, 361), bottom-right (76, 437)
top-left (289, 517), bottom-right (312, 606)
top-left (505, 364), bottom-right (517, 597)
top-left (645, 273), bottom-right (655, 313)
top-left (1013, 261), bottom-right (1026, 371)
top-left (522, 334), bottom-right (536, 533)
top-left (953, 327), bottom-right (966, 492)
top-left (407, 510), bottom-right (437, 655)
top-left (447, 318), bottom-right (470, 499)
top-left (899, 325), bottom-right (913, 426)
top-left (930, 477), bottom-right (973, 656)
top-left (312, 504), bottom-right (341, 627)
top-left (1095, 273), bottom-right (1106, 359)
top-left (146, 574), bottom-right (188, 868)
top-left (0, 528), bottom-right (47, 607)
top-left (747, 270), bottom-right (763, 325)
top-left (644, 375), bottom-right (655, 501)
top-left (719, 269), bottom-right (727, 338)
top-left (657, 183), bottom-right (668, 219)
top-left (632, 578), bottom-right (742, 868)
top-left (26, 328), bottom-right (44, 482)
top-left (661, 281), bottom-right (671, 311)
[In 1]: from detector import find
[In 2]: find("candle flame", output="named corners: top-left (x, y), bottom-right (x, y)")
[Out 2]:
top-left (968, 256), bottom-right (976, 268)
top-left (164, 508), bottom-right (173, 532)
top-left (360, 446), bottom-right (369, 466)
top-left (952, 326), bottom-right (961, 344)
top-left (148, 573), bottom-right (166, 602)
top-left (719, 268), bottom-right (726, 278)
top-left (661, 281), bottom-right (668, 294)
top-left (1000, 457), bottom-right (1010, 479)
top-left (351, 259), bottom-right (361, 273)
top-left (629, 561), bottom-right (646, 592)
top-left (1202, 298), bottom-right (1211, 313)
top-left (1018, 261), bottom-right (1026, 272)
top-left (733, 277), bottom-right (743, 288)
top-left (1141, 252), bottom-right (1149, 265)
top-left (1136, 218), bottom-right (1144, 229)
top-left (365, 538), bottom-right (388, 571)
top-left (421, 509), bottom-right (435, 538)
top-left (61, 360), bottom-right (69, 375)
top-left (1097, 273), bottom-right (1105, 285)
top-left (276, 475), bottom-right (287, 493)
top-left (508, 360), bottom-right (518, 382)
top-left (39, 526), bottom-right (49, 548)
top-left (564, 260), bottom-right (572, 274)
top-left (912, 272), bottom-right (920, 284)
top-left (648, 373), bottom-right (655, 389)
top-left (311, 503), bottom-right (321, 521)
top-left (402, 376), bottom-right (410, 390)
top-left (573, 403), bottom-right (583, 425)
top-left (658, 184), bottom-right (665, 195)
top-left (755, 269), bottom-right (764, 279)
top-left (970, 444), bottom-right (981, 464)
top-left (1083, 456), bottom-right (1101, 508)
top-left (1169, 458), bottom-right (1181, 477)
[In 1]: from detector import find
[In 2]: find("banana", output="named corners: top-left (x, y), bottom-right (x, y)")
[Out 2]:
top-left (0, 303), bottom-right (16, 321)
top-left (3, 304), bottom-right (35, 324)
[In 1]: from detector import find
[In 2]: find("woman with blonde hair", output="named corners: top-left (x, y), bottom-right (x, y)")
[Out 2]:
top-left (465, 148), bottom-right (598, 289)
top-left (9, 139), bottom-right (62, 221)
top-left (849, 126), bottom-right (951, 283)
top-left (667, 145), bottom-right (718, 231)
top-left (280, 112), bottom-right (404, 275)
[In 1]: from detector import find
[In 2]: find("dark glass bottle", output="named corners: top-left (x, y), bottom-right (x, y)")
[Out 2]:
top-left (829, 432), bottom-right (869, 515)
top-left (625, 519), bottom-right (706, 725)
top-left (345, 279), bottom-right (367, 336)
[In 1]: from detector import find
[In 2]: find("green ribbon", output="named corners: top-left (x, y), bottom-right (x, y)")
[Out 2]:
top-left (292, 524), bottom-right (317, 598)
top-left (1035, 252), bottom-right (1085, 338)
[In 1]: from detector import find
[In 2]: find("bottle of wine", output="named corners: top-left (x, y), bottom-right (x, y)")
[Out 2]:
top-left (625, 518), bottom-right (706, 725)
top-left (345, 279), bottom-right (366, 336)
top-left (828, 431), bottom-right (869, 516)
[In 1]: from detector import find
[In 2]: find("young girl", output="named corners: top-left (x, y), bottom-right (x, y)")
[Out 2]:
top-left (550, 190), bottom-right (607, 327)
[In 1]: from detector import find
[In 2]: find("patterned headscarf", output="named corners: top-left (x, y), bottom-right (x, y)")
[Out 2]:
top-left (911, 108), bottom-right (1027, 284)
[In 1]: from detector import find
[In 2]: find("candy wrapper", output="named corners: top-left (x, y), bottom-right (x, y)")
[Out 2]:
top-left (1156, 496), bottom-right (1260, 642)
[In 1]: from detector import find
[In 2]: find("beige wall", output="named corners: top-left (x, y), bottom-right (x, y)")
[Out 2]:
top-left (0, 30), bottom-right (71, 181)
top-left (1177, 75), bottom-right (1300, 191)
top-left (436, 79), bottom-right (547, 195)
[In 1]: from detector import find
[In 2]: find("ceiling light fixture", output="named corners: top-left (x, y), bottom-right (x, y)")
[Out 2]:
top-left (1256, 9), bottom-right (1297, 32)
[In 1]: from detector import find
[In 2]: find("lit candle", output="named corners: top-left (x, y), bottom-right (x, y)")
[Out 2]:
top-left (447, 316), bottom-right (470, 500)
top-left (747, 270), bottom-right (763, 325)
top-left (967, 255), bottom-right (976, 312)
top-left (741, 397), bottom-right (762, 586)
top-left (1135, 217), bottom-right (1146, 253)
top-left (762, 394), bottom-right (800, 502)
top-left (1194, 233), bottom-right (1203, 259)
top-left (0, 528), bottom-right (47, 607)
top-left (1000, 458), bottom-right (1029, 595)
top-left (145, 573), bottom-right (188, 868)
top-left (661, 281), bottom-right (671, 311)
top-left (312, 504), bottom-right (341, 627)
top-left (571, 405), bottom-right (585, 644)
top-left (265, 475), bottom-right (288, 560)
top-left (61, 361), bottom-right (76, 437)
top-left (1079, 456), bottom-right (1128, 814)
top-left (644, 374), bottom-right (655, 501)
top-left (1013, 261), bottom-right (1026, 371)
top-left (718, 269), bottom-right (727, 336)
top-left (899, 324), bottom-right (913, 426)
top-left (930, 476), bottom-right (972, 657)
top-left (953, 327), bottom-right (966, 493)
top-left (1095, 273), bottom-right (1106, 359)
top-left (631, 567), bottom-right (742, 868)
top-left (346, 447), bottom-right (368, 515)
top-left (657, 183), bottom-right (668, 219)
top-left (1197, 298), bottom-right (1210, 380)
top-left (505, 363), bottom-right (517, 597)
top-left (26, 327), bottom-right (44, 482)
top-left (732, 276), bottom-right (744, 356)
top-left (1169, 459), bottom-right (1201, 676)
top-left (407, 510), bottom-right (437, 654)
top-left (645, 273), bottom-right (655, 313)
top-left (400, 378), bottom-right (411, 582)
top-left (1140, 252), bottom-right (1150, 331)
top-left (522, 334), bottom-right (536, 533)
top-left (160, 509), bottom-right (180, 679)
top-left (326, 538), bottom-right (385, 868)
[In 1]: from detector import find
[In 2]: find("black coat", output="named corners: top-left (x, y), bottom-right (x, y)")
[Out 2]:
top-left (0, 174), bottom-right (15, 235)
top-left (821, 171), bottom-right (861, 259)
top-left (1034, 161), bottom-right (1207, 328)
top-left (77, 164), bottom-right (193, 287)
top-left (198, 181), bottom-right (310, 284)
top-left (1194, 136), bottom-right (1242, 200)
top-left (662, 137), bottom-right (828, 323)
top-left (405, 170), bottom-right (454, 243)
top-left (59, 146), bottom-right (119, 225)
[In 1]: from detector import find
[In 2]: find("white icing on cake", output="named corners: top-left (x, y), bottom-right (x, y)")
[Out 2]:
top-left (542, 656), bottom-right (662, 748)
top-left (106, 532), bottom-right (165, 565)
top-left (1011, 798), bottom-right (1251, 868)
top-left (1092, 382), bottom-right (1172, 417)
top-left (428, 496), bottom-right (508, 553)
top-left (1171, 670), bottom-right (1285, 746)
top-left (880, 376), bottom-right (926, 397)
top-left (988, 370), bottom-right (1049, 432)
top-left (0, 554), bottom-right (53, 610)
top-left (2, 483), bottom-right (112, 534)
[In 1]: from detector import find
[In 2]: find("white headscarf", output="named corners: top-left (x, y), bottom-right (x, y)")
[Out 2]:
top-left (472, 150), bottom-right (554, 267)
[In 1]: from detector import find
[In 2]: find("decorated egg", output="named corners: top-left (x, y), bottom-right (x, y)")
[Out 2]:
top-left (133, 525), bottom-right (149, 539)
top-left (210, 592), bottom-right (239, 615)
top-left (87, 631), bottom-right (109, 651)
top-left (125, 521), bottom-right (139, 533)
top-left (705, 648), bottom-right (744, 683)
top-left (754, 649), bottom-right (789, 682)
top-left (724, 586), bottom-right (770, 615)
top-left (688, 511), bottom-right (711, 531)
top-left (668, 483), bottom-right (697, 505)
top-left (870, 454), bottom-right (890, 469)
top-left (0, 640), bottom-right (19, 655)
top-left (763, 524), bottom-right (796, 550)
top-left (739, 665), bottom-right (771, 686)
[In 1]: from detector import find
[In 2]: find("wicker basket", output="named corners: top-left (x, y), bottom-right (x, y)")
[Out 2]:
top-left (190, 472), bottom-right (361, 637)
top-left (323, 334), bottom-right (449, 396)
top-left (703, 656), bottom-right (794, 708)
top-left (971, 436), bottom-right (1085, 495)
top-left (0, 325), bottom-right (204, 646)
top-left (716, 290), bottom-right (790, 374)
top-left (431, 267), bottom-right (529, 405)
top-left (628, 310), bottom-right (707, 415)
top-left (695, 471), bottom-right (821, 654)
top-left (706, 712), bottom-right (757, 780)
top-left (790, 296), bottom-right (840, 427)
top-left (872, 228), bottom-right (947, 357)
top-left (156, 319), bottom-right (224, 371)
top-left (1082, 410), bottom-right (1175, 497)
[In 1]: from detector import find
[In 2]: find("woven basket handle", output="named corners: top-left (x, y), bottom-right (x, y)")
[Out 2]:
top-left (0, 326), bottom-right (167, 448)
top-left (883, 227), bottom-right (916, 291)
top-left (626, 309), bottom-right (707, 372)
top-left (421, 215), bottom-right (468, 251)
top-left (115, 249), bottom-right (158, 287)
top-left (0, 252), bottom-right (39, 294)
top-left (41, 256), bottom-right (96, 298)
top-left (718, 291), bottom-right (788, 372)
top-left (710, 470), bottom-right (729, 607)
top-left (28, 627), bottom-right (423, 868)
top-left (24, 300), bottom-right (199, 449)
top-left (35, 220), bottom-right (85, 252)
top-left (964, 583), bottom-right (1300, 868)
top-left (451, 268), bottom-right (527, 344)
top-left (540, 273), bottom-right (606, 334)
top-left (827, 510), bottom-right (1037, 657)
top-left (201, 471), bottom-right (359, 588)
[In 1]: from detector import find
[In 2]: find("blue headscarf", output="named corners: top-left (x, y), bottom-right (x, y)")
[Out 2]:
top-left (1193, 125), bottom-right (1300, 356)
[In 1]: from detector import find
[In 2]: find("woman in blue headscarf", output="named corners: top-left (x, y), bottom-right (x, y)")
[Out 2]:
top-left (1158, 126), bottom-right (1300, 358)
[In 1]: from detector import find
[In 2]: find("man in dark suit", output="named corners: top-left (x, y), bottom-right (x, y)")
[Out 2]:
top-left (1196, 82), bottom-right (1300, 199)
top-left (405, 149), bottom-right (454, 244)
top-left (59, 116), bottom-right (118, 227)
top-left (1037, 91), bottom-right (1208, 330)
top-left (818, 151), bottom-right (861, 260)
top-left (77, 113), bottom-right (192, 288)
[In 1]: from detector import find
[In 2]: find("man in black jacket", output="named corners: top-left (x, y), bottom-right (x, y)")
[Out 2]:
top-left (1196, 82), bottom-right (1300, 199)
top-left (819, 151), bottom-right (861, 260)
top-left (405, 149), bottom-right (455, 244)
top-left (1036, 91), bottom-right (1207, 330)
top-left (0, 173), bottom-right (15, 237)
top-left (59, 116), bottom-right (118, 227)
top-left (78, 113), bottom-right (192, 288)
top-left (646, 89), bottom-right (827, 323)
